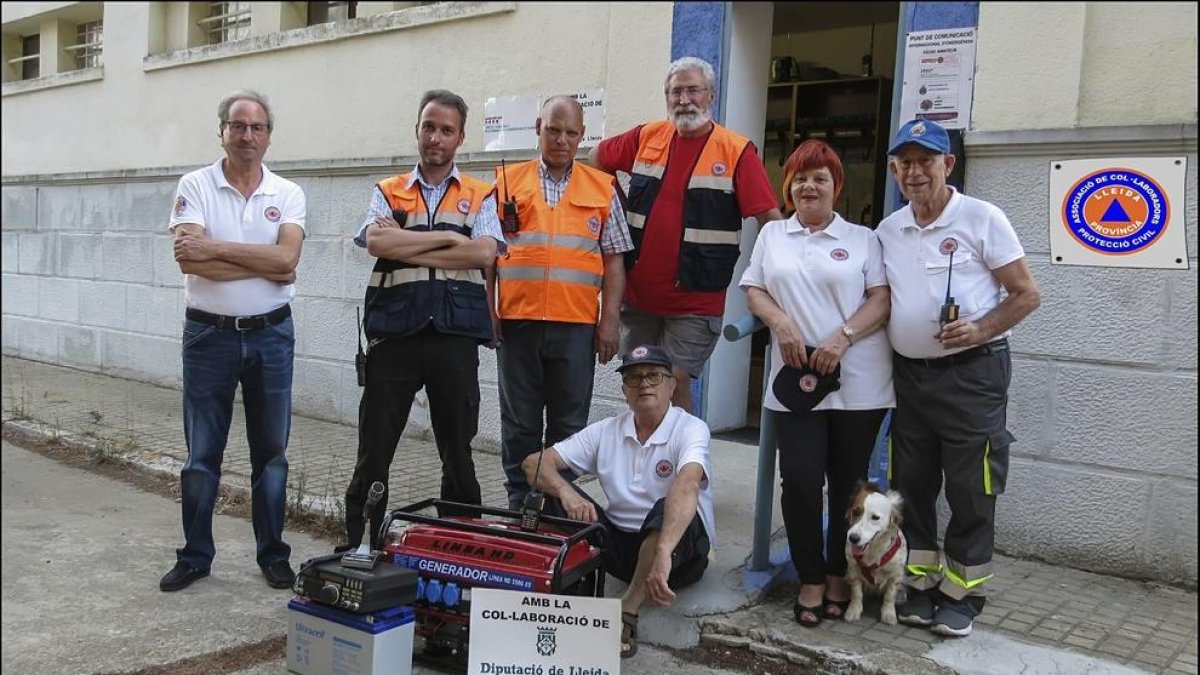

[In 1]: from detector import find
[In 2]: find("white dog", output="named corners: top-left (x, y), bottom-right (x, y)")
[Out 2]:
top-left (844, 482), bottom-right (907, 625)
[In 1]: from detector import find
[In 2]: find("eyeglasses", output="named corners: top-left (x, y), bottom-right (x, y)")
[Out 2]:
top-left (621, 371), bottom-right (673, 387)
top-left (224, 122), bottom-right (270, 136)
top-left (666, 86), bottom-right (709, 100)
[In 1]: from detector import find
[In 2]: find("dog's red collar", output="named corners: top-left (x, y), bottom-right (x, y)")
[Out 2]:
top-left (853, 534), bottom-right (904, 585)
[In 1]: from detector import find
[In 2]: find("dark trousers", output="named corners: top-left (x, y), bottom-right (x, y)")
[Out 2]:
top-left (497, 320), bottom-right (595, 509)
top-left (344, 330), bottom-right (483, 548)
top-left (776, 408), bottom-right (888, 584)
top-left (891, 347), bottom-right (1012, 601)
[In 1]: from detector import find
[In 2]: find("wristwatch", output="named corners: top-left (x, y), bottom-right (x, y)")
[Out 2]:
top-left (840, 324), bottom-right (856, 345)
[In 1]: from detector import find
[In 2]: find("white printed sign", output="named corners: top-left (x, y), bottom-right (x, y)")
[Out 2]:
top-left (1048, 157), bottom-right (1189, 269)
top-left (566, 89), bottom-right (606, 147)
top-left (483, 95), bottom-right (540, 152)
top-left (468, 588), bottom-right (621, 675)
top-left (899, 27), bottom-right (977, 130)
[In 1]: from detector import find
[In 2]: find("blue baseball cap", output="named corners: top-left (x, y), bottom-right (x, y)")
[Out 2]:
top-left (888, 118), bottom-right (951, 155)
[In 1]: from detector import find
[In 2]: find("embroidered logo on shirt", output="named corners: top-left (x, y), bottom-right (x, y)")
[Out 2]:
top-left (830, 248), bottom-right (849, 261)
top-left (711, 161), bottom-right (727, 177)
top-left (264, 206), bottom-right (282, 223)
top-left (655, 460), bottom-right (674, 479)
top-left (457, 198), bottom-right (471, 214)
top-left (799, 373), bottom-right (819, 393)
top-left (587, 216), bottom-right (601, 234)
top-left (174, 196), bottom-right (187, 217)
top-left (938, 237), bottom-right (959, 255)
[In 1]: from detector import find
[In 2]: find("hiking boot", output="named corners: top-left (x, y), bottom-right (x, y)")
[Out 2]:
top-left (896, 589), bottom-right (936, 626)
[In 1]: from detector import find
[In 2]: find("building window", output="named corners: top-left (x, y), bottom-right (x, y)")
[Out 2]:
top-left (12, 34), bottom-right (40, 80)
top-left (199, 2), bottom-right (251, 44)
top-left (308, 1), bottom-right (357, 26)
top-left (65, 20), bottom-right (103, 70)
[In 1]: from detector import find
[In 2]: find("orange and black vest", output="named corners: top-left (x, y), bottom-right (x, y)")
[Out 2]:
top-left (624, 120), bottom-right (749, 291)
top-left (362, 172), bottom-right (493, 343)
top-left (494, 160), bottom-right (612, 324)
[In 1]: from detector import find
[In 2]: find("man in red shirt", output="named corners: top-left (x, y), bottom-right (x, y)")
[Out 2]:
top-left (589, 56), bottom-right (782, 413)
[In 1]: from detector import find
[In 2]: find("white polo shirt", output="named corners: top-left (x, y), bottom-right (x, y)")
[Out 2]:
top-left (739, 214), bottom-right (894, 412)
top-left (876, 188), bottom-right (1025, 359)
top-left (553, 406), bottom-right (716, 546)
top-left (168, 158), bottom-right (306, 317)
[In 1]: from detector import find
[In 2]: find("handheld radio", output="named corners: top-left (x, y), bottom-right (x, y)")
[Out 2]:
top-left (500, 159), bottom-right (519, 234)
top-left (355, 307), bottom-right (367, 386)
top-left (520, 449), bottom-right (546, 532)
top-left (939, 249), bottom-right (960, 328)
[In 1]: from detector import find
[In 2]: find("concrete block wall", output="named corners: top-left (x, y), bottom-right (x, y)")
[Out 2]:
top-left (1, 158), bottom-right (630, 453)
top-left (962, 126), bottom-right (1198, 586)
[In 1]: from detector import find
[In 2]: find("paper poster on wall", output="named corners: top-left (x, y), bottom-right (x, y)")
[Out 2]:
top-left (467, 588), bottom-right (620, 675)
top-left (562, 89), bottom-right (606, 147)
top-left (483, 95), bottom-right (539, 151)
top-left (898, 28), bottom-right (977, 130)
top-left (1048, 157), bottom-right (1189, 269)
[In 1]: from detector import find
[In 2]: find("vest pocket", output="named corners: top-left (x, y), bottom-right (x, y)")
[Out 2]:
top-left (679, 243), bottom-right (740, 291)
top-left (444, 282), bottom-right (490, 336)
top-left (364, 286), bottom-right (412, 337)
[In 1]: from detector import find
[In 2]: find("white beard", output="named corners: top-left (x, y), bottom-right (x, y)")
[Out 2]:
top-left (671, 107), bottom-right (711, 133)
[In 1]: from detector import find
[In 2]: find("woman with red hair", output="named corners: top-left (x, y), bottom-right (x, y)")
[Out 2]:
top-left (739, 140), bottom-right (894, 627)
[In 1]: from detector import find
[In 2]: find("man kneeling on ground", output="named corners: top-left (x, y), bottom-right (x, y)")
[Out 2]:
top-left (521, 344), bottom-right (716, 659)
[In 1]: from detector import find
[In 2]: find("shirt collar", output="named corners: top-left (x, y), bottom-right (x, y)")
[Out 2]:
top-left (406, 163), bottom-right (461, 190)
top-left (622, 406), bottom-right (680, 447)
top-left (213, 158), bottom-right (278, 196)
top-left (783, 212), bottom-right (847, 238)
top-left (538, 157), bottom-right (574, 183)
top-left (898, 186), bottom-right (960, 230)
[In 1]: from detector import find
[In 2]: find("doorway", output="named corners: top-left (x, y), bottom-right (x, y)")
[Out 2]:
top-left (744, 1), bottom-right (901, 429)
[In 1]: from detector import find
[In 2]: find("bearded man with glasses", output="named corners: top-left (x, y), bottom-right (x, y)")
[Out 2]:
top-left (590, 56), bottom-right (782, 415)
top-left (520, 344), bottom-right (716, 659)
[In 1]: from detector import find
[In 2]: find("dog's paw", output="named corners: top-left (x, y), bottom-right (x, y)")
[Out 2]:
top-left (845, 602), bottom-right (863, 622)
top-left (880, 607), bottom-right (898, 625)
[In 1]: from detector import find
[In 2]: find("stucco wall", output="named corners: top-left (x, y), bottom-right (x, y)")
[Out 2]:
top-left (973, 2), bottom-right (1198, 130)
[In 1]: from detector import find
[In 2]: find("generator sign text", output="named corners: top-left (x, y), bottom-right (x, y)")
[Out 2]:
top-left (1062, 168), bottom-right (1170, 255)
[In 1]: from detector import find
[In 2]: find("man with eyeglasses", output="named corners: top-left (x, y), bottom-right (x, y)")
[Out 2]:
top-left (589, 56), bottom-right (782, 414)
top-left (163, 89), bottom-right (306, 593)
top-left (520, 344), bottom-right (715, 659)
top-left (490, 96), bottom-right (633, 513)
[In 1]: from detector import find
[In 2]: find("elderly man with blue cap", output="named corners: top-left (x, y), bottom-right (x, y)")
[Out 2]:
top-left (876, 119), bottom-right (1041, 637)
top-left (520, 343), bottom-right (715, 659)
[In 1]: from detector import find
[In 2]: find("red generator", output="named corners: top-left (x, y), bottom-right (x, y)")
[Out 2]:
top-left (381, 499), bottom-right (606, 666)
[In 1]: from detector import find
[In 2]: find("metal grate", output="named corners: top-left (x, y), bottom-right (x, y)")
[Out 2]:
top-left (198, 2), bottom-right (251, 45)
top-left (63, 20), bottom-right (103, 69)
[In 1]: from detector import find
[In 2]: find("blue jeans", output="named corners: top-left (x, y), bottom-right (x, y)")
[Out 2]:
top-left (178, 315), bottom-right (294, 570)
top-left (497, 320), bottom-right (593, 509)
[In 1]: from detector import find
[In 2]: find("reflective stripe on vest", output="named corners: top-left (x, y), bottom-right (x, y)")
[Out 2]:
top-left (495, 159), bottom-right (611, 324)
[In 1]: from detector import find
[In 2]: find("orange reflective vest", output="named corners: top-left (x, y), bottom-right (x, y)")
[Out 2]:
top-left (494, 160), bottom-right (612, 324)
top-left (624, 120), bottom-right (749, 292)
top-left (362, 172), bottom-right (493, 343)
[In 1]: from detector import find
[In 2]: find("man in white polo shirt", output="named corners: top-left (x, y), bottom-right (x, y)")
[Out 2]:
top-left (877, 119), bottom-right (1040, 637)
top-left (521, 344), bottom-right (714, 659)
top-left (164, 89), bottom-right (306, 593)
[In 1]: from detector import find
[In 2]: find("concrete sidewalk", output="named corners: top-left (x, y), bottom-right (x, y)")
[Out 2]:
top-left (3, 355), bottom-right (1197, 674)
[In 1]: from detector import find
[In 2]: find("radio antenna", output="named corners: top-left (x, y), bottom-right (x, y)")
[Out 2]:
top-left (944, 249), bottom-right (955, 304)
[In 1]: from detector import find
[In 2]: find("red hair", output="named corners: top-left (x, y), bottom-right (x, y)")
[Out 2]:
top-left (781, 140), bottom-right (844, 211)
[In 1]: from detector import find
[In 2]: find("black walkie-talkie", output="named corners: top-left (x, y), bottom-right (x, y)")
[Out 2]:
top-left (500, 158), bottom-right (519, 234)
top-left (520, 449), bottom-right (545, 532)
top-left (939, 250), bottom-right (960, 328)
top-left (355, 307), bottom-right (367, 387)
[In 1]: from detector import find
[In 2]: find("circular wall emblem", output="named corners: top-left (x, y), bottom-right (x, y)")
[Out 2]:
top-left (174, 196), bottom-right (187, 217)
top-left (264, 206), bottom-right (281, 223)
top-left (1062, 168), bottom-right (1169, 255)
top-left (587, 215), bottom-right (601, 234)
top-left (938, 237), bottom-right (959, 255)
top-left (830, 248), bottom-right (849, 261)
top-left (711, 161), bottom-right (727, 177)
top-left (799, 373), bottom-right (819, 393)
top-left (655, 459), bottom-right (674, 478)
top-left (457, 198), bottom-right (471, 214)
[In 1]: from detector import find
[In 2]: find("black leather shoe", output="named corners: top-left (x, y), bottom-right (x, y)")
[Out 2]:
top-left (160, 562), bottom-right (209, 592)
top-left (262, 560), bottom-right (296, 589)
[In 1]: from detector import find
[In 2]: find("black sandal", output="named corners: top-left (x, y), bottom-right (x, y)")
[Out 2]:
top-left (793, 599), bottom-right (823, 627)
top-left (822, 597), bottom-right (850, 620)
top-left (620, 611), bottom-right (639, 658)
